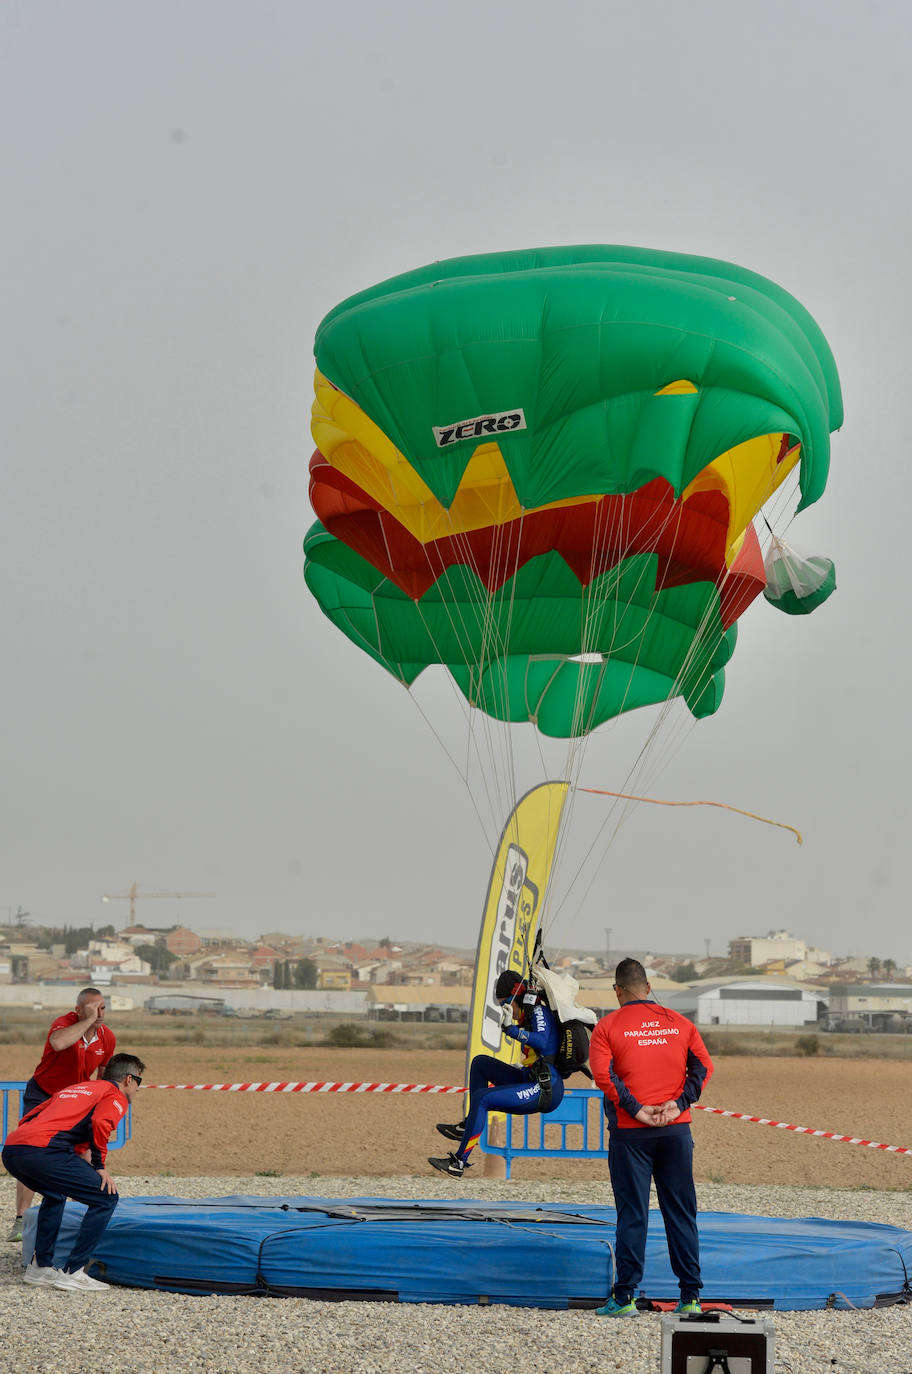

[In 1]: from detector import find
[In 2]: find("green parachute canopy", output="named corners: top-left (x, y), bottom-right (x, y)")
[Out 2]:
top-left (304, 525), bottom-right (735, 736)
top-left (304, 245), bottom-right (841, 737)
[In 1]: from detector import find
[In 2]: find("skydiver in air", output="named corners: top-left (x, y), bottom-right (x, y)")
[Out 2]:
top-left (428, 968), bottom-right (564, 1178)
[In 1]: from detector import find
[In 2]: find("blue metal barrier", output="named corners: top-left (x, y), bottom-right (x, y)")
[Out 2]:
top-left (480, 1086), bottom-right (608, 1178)
top-left (0, 1082), bottom-right (132, 1150)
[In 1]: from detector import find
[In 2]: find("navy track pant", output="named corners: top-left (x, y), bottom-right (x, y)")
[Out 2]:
top-left (2, 1144), bottom-right (119, 1274)
top-left (21, 1078), bottom-right (52, 1117)
top-left (458, 1054), bottom-right (564, 1160)
top-left (607, 1128), bottom-right (701, 1303)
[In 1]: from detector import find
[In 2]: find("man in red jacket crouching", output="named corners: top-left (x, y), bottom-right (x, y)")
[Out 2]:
top-left (2, 1052), bottom-right (144, 1293)
top-left (589, 960), bottom-right (713, 1319)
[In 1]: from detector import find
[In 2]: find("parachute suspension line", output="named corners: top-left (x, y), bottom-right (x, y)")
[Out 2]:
top-left (545, 791), bottom-right (639, 944)
top-left (368, 573), bottom-right (390, 662)
top-left (561, 495), bottom-right (652, 773)
top-left (748, 455), bottom-right (802, 554)
top-left (671, 590), bottom-right (722, 709)
top-left (542, 704), bottom-right (678, 949)
top-left (571, 489), bottom-right (674, 739)
top-left (492, 507), bottom-right (528, 816)
top-left (587, 491), bottom-right (675, 674)
top-left (426, 474), bottom-right (722, 876)
top-left (568, 499), bottom-right (625, 741)
top-left (461, 508), bottom-right (524, 831)
top-left (760, 467), bottom-right (803, 544)
top-left (541, 699), bottom-right (702, 950)
top-left (545, 494), bottom-right (635, 859)
top-left (559, 497), bottom-right (658, 777)
top-left (402, 502), bottom-right (531, 847)
top-left (466, 515), bottom-right (526, 841)
top-left (556, 560), bottom-right (733, 927)
top-left (401, 644), bottom-right (506, 851)
top-left (401, 688), bottom-right (499, 849)
top-left (569, 496), bottom-right (615, 742)
top-left (544, 457), bottom-right (808, 944)
top-left (389, 544), bottom-right (506, 851)
top-left (376, 507), bottom-right (398, 582)
top-left (538, 492), bottom-right (701, 949)
top-left (447, 520), bottom-right (504, 822)
top-left (735, 435), bottom-right (803, 561)
top-left (540, 477), bottom-right (751, 948)
top-left (650, 475), bottom-right (748, 729)
top-left (639, 595), bottom-right (718, 771)
top-left (548, 707), bottom-right (700, 940)
top-left (520, 492), bottom-right (657, 940)
top-left (403, 534), bottom-right (512, 846)
top-left (396, 459), bottom-right (801, 946)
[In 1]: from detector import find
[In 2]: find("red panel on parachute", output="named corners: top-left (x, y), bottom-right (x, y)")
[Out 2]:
top-left (309, 453), bottom-right (765, 628)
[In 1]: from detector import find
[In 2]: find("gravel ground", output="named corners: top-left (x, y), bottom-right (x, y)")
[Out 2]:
top-left (2, 1174), bottom-right (911, 1374)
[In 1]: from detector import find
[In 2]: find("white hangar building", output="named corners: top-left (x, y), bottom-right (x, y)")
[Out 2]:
top-left (696, 981), bottom-right (821, 1028)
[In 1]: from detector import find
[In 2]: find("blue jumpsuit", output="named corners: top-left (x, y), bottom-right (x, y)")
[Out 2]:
top-left (456, 1000), bottom-right (564, 1162)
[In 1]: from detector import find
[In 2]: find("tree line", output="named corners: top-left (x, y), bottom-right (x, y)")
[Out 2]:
top-left (272, 958), bottom-right (318, 990)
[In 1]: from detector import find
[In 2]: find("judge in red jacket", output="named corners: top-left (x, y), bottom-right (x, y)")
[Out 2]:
top-left (589, 959), bottom-right (714, 1319)
top-left (2, 1052), bottom-right (144, 1293)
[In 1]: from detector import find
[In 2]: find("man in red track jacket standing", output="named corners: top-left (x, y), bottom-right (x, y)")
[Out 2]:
top-left (589, 959), bottom-right (714, 1319)
top-left (2, 1052), bottom-right (144, 1292)
top-left (7, 986), bottom-right (116, 1242)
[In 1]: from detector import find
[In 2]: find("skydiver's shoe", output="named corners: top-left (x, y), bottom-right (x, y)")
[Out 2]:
top-left (435, 1121), bottom-right (465, 1142)
top-left (595, 1295), bottom-right (638, 1318)
top-left (675, 1298), bottom-right (702, 1314)
top-left (428, 1153), bottom-right (466, 1179)
top-left (7, 1216), bottom-right (23, 1243)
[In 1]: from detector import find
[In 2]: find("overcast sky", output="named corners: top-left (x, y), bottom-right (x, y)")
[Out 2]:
top-left (2, 2), bottom-right (909, 966)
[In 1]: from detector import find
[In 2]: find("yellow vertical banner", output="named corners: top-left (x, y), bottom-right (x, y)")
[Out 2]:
top-left (464, 781), bottom-right (570, 1086)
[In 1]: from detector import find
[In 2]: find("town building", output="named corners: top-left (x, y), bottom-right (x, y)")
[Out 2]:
top-left (165, 925), bottom-right (203, 957)
top-left (316, 963), bottom-right (352, 991)
top-left (118, 925), bottom-right (170, 947)
top-left (826, 983), bottom-right (912, 1031)
top-left (728, 930), bottom-right (831, 969)
top-left (185, 948), bottom-right (263, 987)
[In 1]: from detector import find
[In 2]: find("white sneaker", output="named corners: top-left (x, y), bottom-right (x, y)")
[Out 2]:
top-left (23, 1259), bottom-right (62, 1286)
top-left (51, 1267), bottom-right (108, 1292)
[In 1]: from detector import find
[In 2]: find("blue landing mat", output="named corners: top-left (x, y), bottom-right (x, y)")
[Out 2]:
top-left (23, 1195), bottom-right (912, 1310)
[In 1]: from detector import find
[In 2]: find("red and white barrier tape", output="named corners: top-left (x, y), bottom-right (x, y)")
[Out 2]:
top-left (148, 1080), bottom-right (466, 1095)
top-left (692, 1103), bottom-right (912, 1156)
top-left (146, 1079), bottom-right (912, 1156)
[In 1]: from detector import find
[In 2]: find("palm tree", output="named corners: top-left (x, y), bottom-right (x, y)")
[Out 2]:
top-left (867, 956), bottom-right (882, 978)
top-left (882, 957), bottom-right (897, 981)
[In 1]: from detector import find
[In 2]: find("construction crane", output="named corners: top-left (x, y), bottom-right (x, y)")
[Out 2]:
top-left (101, 884), bottom-right (215, 925)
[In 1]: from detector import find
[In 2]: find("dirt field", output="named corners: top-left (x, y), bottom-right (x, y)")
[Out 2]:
top-left (4, 1045), bottom-right (911, 1190)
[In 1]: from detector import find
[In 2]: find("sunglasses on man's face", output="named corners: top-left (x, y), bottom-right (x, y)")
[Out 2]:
top-left (129, 1075), bottom-right (142, 1088)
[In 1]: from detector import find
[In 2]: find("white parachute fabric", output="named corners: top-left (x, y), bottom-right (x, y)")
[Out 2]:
top-left (530, 960), bottom-right (597, 1027)
top-left (762, 536), bottom-right (836, 615)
